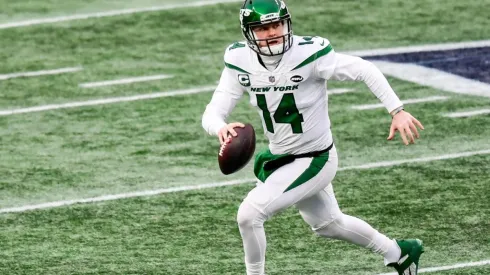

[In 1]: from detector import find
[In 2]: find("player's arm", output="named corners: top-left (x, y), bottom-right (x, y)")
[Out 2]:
top-left (316, 48), bottom-right (424, 145)
top-left (202, 67), bottom-right (245, 144)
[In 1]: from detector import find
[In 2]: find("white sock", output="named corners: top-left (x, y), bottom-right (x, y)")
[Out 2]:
top-left (367, 233), bottom-right (401, 265)
top-left (383, 239), bottom-right (401, 265)
top-left (245, 261), bottom-right (265, 275)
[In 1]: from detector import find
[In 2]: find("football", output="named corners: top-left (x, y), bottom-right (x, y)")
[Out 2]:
top-left (218, 123), bottom-right (256, 175)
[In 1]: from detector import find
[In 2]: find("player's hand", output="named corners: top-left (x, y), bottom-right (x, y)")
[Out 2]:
top-left (387, 110), bottom-right (424, 145)
top-left (218, 122), bottom-right (245, 145)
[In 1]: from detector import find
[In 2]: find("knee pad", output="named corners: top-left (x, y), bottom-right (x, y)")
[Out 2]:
top-left (237, 201), bottom-right (267, 229)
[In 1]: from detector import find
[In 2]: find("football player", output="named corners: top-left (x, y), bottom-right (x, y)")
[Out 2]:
top-left (202, 0), bottom-right (425, 274)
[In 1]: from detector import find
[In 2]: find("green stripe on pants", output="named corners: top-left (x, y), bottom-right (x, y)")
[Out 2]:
top-left (283, 152), bottom-right (330, 192)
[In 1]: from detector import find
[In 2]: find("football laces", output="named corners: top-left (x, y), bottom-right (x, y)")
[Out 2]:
top-left (219, 138), bottom-right (232, 157)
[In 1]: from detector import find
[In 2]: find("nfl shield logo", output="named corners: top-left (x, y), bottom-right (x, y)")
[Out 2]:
top-left (269, 76), bottom-right (275, 83)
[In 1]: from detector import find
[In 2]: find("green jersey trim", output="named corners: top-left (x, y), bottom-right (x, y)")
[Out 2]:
top-left (224, 62), bottom-right (250, 74)
top-left (292, 44), bottom-right (333, 70)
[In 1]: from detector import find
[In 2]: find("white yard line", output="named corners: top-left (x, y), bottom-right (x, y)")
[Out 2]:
top-left (0, 85), bottom-right (215, 116)
top-left (0, 0), bottom-right (242, 29)
top-left (0, 179), bottom-right (252, 214)
top-left (338, 149), bottom-right (490, 170)
top-left (1, 149), bottom-right (489, 214)
top-left (0, 86), bottom-right (353, 116)
top-left (370, 61), bottom-right (490, 98)
top-left (377, 259), bottom-right (490, 275)
top-left (0, 67), bottom-right (82, 80)
top-left (444, 109), bottom-right (490, 118)
top-left (351, 96), bottom-right (449, 110)
top-left (345, 40), bottom-right (490, 57)
top-left (79, 74), bottom-right (174, 88)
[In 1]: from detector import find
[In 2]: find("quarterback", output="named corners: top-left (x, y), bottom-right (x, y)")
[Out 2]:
top-left (202, 0), bottom-right (425, 274)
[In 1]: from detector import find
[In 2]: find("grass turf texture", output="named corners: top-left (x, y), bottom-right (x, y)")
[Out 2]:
top-left (0, 78), bottom-right (489, 208)
top-left (1, 0), bottom-right (490, 107)
top-left (0, 156), bottom-right (488, 274)
top-left (0, 0), bottom-right (202, 23)
top-left (0, 0), bottom-right (489, 274)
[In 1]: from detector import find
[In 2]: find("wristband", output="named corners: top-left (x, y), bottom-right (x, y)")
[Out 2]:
top-left (390, 106), bottom-right (404, 117)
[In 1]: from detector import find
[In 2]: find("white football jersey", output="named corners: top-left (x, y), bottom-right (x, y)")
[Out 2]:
top-left (203, 35), bottom-right (402, 155)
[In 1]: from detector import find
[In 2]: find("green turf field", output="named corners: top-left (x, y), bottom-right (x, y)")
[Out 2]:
top-left (0, 0), bottom-right (489, 274)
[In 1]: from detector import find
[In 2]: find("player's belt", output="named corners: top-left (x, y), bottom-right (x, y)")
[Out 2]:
top-left (263, 143), bottom-right (334, 171)
top-left (293, 142), bottom-right (334, 159)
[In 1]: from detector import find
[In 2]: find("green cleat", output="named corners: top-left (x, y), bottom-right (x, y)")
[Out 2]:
top-left (387, 239), bottom-right (424, 275)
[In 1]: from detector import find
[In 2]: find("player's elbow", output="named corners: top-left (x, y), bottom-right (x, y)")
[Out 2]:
top-left (332, 54), bottom-right (378, 82)
top-left (356, 58), bottom-right (382, 83)
top-left (202, 106), bottom-right (225, 136)
top-left (201, 107), bottom-right (213, 133)
top-left (363, 59), bottom-right (380, 72)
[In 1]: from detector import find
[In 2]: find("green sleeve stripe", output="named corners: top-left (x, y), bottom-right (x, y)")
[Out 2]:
top-left (224, 62), bottom-right (250, 74)
top-left (283, 152), bottom-right (329, 192)
top-left (292, 44), bottom-right (333, 70)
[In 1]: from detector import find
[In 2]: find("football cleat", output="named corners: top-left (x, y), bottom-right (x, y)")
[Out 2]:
top-left (387, 239), bottom-right (424, 275)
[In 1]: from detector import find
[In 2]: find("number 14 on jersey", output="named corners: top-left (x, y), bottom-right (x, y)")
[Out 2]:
top-left (256, 93), bottom-right (304, 134)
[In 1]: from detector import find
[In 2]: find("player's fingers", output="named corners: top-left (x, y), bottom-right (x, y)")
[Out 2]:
top-left (227, 125), bottom-right (238, 137)
top-left (409, 121), bottom-right (420, 139)
top-left (398, 127), bottom-right (409, 145)
top-left (218, 131), bottom-right (225, 145)
top-left (413, 118), bottom-right (425, 130)
top-left (387, 124), bottom-right (396, 140)
top-left (405, 125), bottom-right (415, 144)
top-left (232, 122), bottom-right (245, 128)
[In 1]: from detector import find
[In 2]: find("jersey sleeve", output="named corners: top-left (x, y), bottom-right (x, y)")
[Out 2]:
top-left (201, 66), bottom-right (245, 136)
top-left (315, 48), bottom-right (403, 113)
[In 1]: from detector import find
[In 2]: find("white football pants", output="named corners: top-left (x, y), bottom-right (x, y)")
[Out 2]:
top-left (237, 145), bottom-right (399, 275)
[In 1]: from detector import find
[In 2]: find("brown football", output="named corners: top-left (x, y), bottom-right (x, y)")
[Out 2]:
top-left (218, 123), bottom-right (256, 175)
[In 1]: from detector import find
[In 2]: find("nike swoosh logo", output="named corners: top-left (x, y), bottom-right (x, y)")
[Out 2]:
top-left (398, 254), bottom-right (410, 265)
top-left (320, 40), bottom-right (325, 46)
